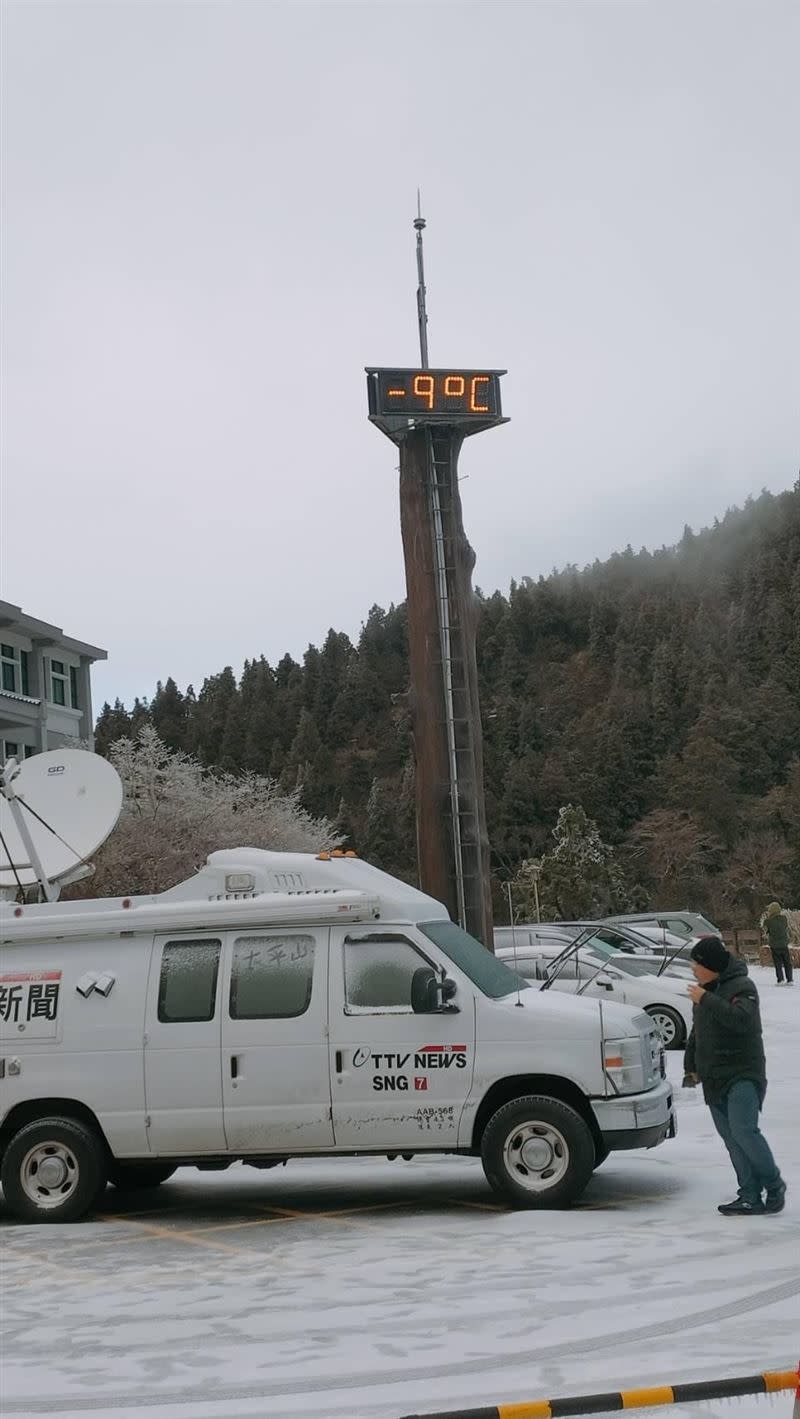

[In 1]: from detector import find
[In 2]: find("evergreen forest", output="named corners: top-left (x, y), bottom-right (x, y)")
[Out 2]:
top-left (95, 482), bottom-right (800, 926)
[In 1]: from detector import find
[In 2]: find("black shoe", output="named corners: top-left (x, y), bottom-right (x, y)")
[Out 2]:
top-left (764, 1183), bottom-right (786, 1214)
top-left (718, 1198), bottom-right (765, 1216)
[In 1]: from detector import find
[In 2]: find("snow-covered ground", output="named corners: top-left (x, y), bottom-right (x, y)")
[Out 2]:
top-left (1, 966), bottom-right (797, 1419)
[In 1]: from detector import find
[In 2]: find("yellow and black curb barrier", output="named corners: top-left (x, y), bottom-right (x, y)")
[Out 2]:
top-left (400, 1366), bottom-right (799, 1417)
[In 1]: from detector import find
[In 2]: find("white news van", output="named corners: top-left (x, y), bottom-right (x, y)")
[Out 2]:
top-left (0, 848), bottom-right (675, 1222)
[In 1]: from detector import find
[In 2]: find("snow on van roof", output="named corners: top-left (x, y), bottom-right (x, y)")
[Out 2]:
top-left (1, 849), bottom-right (451, 944)
top-left (162, 848), bottom-right (448, 921)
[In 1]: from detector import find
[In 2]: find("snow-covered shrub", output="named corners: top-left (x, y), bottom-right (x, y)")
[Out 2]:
top-left (67, 727), bottom-right (338, 898)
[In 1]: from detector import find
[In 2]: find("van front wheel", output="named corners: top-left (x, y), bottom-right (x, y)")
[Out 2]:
top-left (481, 1095), bottom-right (595, 1208)
top-left (1, 1117), bottom-right (107, 1224)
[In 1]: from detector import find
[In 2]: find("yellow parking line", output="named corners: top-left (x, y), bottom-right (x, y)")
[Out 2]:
top-left (189, 1213), bottom-right (314, 1234)
top-left (452, 1198), bottom-right (508, 1212)
top-left (185, 1199), bottom-right (420, 1233)
top-left (89, 1193), bottom-right (513, 1245)
top-left (102, 1210), bottom-right (176, 1222)
top-left (95, 1218), bottom-right (200, 1246)
top-left (259, 1203), bottom-right (321, 1219)
top-left (312, 1200), bottom-right (413, 1218)
top-left (98, 1215), bottom-right (261, 1257)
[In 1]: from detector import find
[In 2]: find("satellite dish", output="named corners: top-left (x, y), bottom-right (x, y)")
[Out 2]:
top-left (0, 749), bottom-right (123, 897)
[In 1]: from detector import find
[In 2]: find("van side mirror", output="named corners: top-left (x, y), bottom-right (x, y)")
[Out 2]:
top-left (597, 974), bottom-right (614, 991)
top-left (411, 967), bottom-right (458, 1014)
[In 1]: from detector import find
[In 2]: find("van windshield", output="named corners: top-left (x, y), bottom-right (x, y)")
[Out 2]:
top-left (419, 921), bottom-right (527, 999)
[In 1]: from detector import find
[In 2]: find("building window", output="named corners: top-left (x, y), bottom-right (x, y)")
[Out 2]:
top-left (24, 745), bottom-right (36, 758)
top-left (3, 741), bottom-right (19, 762)
top-left (50, 660), bottom-right (67, 706)
top-left (1, 644), bottom-right (19, 694)
top-left (69, 666), bottom-right (79, 709)
top-left (20, 651), bottom-right (30, 696)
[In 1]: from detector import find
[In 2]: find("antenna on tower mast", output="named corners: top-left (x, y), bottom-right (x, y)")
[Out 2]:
top-left (414, 191), bottom-right (429, 368)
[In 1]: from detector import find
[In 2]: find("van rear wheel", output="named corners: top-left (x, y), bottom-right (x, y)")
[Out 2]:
top-left (1, 1117), bottom-right (107, 1224)
top-left (481, 1095), bottom-right (595, 1208)
top-left (109, 1162), bottom-right (177, 1190)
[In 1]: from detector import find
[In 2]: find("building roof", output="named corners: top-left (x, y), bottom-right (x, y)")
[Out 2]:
top-left (0, 601), bottom-right (107, 661)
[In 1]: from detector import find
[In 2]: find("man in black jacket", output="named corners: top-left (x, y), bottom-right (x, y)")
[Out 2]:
top-left (683, 936), bottom-right (786, 1217)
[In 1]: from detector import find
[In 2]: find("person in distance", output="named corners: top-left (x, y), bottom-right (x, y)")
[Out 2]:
top-left (683, 935), bottom-right (786, 1217)
top-left (764, 901), bottom-right (794, 985)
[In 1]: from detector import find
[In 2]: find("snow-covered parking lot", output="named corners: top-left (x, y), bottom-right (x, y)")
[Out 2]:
top-left (1, 967), bottom-right (798, 1419)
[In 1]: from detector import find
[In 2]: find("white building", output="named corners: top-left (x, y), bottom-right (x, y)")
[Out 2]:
top-left (0, 601), bottom-right (107, 762)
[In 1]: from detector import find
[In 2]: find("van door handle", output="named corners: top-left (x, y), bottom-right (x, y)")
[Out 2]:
top-left (335, 1050), bottom-right (343, 1073)
top-left (230, 1055), bottom-right (239, 1081)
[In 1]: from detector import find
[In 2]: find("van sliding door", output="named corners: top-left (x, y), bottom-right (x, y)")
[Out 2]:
top-left (220, 927), bottom-right (334, 1152)
top-left (144, 936), bottom-right (226, 1153)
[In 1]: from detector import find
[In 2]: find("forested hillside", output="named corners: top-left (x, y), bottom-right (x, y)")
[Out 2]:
top-left (96, 481), bottom-right (800, 924)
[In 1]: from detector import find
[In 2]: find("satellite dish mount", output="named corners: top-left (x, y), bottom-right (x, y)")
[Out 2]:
top-left (0, 750), bottom-right (123, 903)
top-left (1, 760), bottom-right (61, 901)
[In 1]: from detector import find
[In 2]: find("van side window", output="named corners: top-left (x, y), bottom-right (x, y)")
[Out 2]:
top-left (158, 940), bottom-right (221, 1023)
top-left (344, 938), bottom-right (429, 1013)
top-left (230, 934), bottom-right (315, 1019)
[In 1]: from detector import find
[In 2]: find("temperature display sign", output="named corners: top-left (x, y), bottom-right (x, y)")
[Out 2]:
top-left (372, 369), bottom-right (503, 419)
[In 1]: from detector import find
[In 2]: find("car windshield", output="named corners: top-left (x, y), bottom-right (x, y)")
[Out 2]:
top-left (540, 920), bottom-right (691, 990)
top-left (419, 921), bottom-right (527, 999)
top-left (576, 933), bottom-right (621, 959)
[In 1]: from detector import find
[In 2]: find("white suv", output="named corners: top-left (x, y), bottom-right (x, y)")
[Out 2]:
top-left (496, 942), bottom-right (694, 1049)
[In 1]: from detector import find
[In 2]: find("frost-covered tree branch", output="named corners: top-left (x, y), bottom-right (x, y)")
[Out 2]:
top-left (67, 726), bottom-right (339, 898)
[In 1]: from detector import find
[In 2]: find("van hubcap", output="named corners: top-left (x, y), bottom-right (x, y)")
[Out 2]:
top-left (502, 1122), bottom-right (569, 1192)
top-left (21, 1142), bottom-right (79, 1209)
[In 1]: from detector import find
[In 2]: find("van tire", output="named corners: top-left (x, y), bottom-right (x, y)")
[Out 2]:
top-left (1, 1117), bottom-right (107, 1224)
top-left (108, 1163), bottom-right (177, 1190)
top-left (481, 1095), bottom-right (595, 1208)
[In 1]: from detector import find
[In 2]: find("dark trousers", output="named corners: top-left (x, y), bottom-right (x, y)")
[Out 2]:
top-left (770, 947), bottom-right (793, 983)
top-left (708, 1080), bottom-right (783, 1204)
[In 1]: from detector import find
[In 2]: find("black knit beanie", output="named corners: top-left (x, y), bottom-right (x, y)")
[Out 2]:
top-left (690, 936), bottom-right (730, 974)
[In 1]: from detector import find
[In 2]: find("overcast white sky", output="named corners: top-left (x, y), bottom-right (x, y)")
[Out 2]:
top-left (2, 0), bottom-right (798, 710)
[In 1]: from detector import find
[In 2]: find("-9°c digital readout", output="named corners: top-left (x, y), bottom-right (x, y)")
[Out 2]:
top-left (370, 369), bottom-right (503, 419)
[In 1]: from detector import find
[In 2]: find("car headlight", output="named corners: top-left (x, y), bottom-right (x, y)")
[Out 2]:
top-left (603, 1036), bottom-right (648, 1095)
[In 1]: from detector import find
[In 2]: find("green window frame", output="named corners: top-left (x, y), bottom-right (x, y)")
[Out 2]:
top-left (50, 660), bottom-right (67, 706)
top-left (1, 644), bottom-right (19, 694)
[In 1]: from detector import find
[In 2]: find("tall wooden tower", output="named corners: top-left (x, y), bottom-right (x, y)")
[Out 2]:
top-left (366, 206), bottom-right (507, 946)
